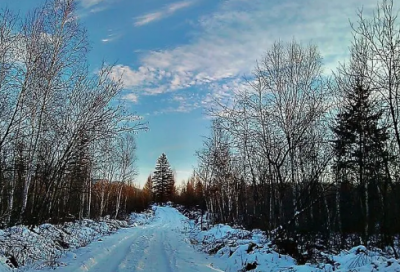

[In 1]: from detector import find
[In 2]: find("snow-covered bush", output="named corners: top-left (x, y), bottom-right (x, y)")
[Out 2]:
top-left (0, 210), bottom-right (154, 270)
top-left (184, 210), bottom-right (400, 272)
top-left (129, 209), bottom-right (154, 226)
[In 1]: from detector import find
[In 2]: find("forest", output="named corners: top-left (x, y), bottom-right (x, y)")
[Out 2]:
top-left (0, 0), bottom-right (147, 227)
top-left (0, 0), bottom-right (400, 262)
top-left (175, 0), bottom-right (400, 257)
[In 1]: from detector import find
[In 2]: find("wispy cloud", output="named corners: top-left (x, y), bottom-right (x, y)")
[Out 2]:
top-left (80, 0), bottom-right (104, 8)
top-left (89, 5), bottom-right (108, 14)
top-left (101, 31), bottom-right (122, 43)
top-left (169, 93), bottom-right (201, 113)
top-left (144, 92), bottom-right (202, 115)
top-left (139, 0), bottom-right (377, 86)
top-left (135, 12), bottom-right (163, 27)
top-left (110, 65), bottom-right (156, 88)
top-left (117, 0), bottom-right (384, 112)
top-left (123, 93), bottom-right (139, 103)
top-left (77, 0), bottom-right (110, 18)
top-left (134, 1), bottom-right (196, 27)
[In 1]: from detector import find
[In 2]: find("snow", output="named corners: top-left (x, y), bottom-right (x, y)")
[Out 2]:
top-left (129, 210), bottom-right (154, 226)
top-left (190, 221), bottom-right (400, 272)
top-left (24, 206), bottom-right (225, 272)
top-left (191, 224), bottom-right (296, 271)
top-left (0, 263), bottom-right (11, 272)
top-left (1, 206), bottom-right (400, 272)
top-left (0, 212), bottom-right (148, 270)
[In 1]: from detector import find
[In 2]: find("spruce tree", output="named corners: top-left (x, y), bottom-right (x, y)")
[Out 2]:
top-left (142, 175), bottom-right (153, 205)
top-left (332, 79), bottom-right (390, 242)
top-left (152, 153), bottom-right (174, 203)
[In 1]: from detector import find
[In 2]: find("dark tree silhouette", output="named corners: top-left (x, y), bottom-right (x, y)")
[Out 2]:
top-left (333, 80), bottom-right (391, 243)
top-left (152, 153), bottom-right (175, 203)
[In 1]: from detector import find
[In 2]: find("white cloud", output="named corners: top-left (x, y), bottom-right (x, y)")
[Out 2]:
top-left (76, 0), bottom-right (110, 18)
top-left (146, 92), bottom-right (202, 115)
top-left (168, 1), bottom-right (194, 13)
top-left (101, 32), bottom-right (121, 43)
top-left (80, 0), bottom-right (103, 8)
top-left (123, 93), bottom-right (139, 103)
top-left (110, 65), bottom-right (156, 88)
top-left (115, 0), bottom-right (386, 111)
top-left (135, 12), bottom-right (164, 27)
top-left (140, 0), bottom-right (377, 86)
top-left (89, 5), bottom-right (108, 13)
top-left (134, 1), bottom-right (196, 27)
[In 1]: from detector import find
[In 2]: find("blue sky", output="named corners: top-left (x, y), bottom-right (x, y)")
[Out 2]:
top-left (4, 0), bottom-right (382, 186)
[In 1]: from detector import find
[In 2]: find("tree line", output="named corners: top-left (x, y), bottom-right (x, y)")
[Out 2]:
top-left (180, 0), bottom-right (400, 256)
top-left (0, 0), bottom-right (147, 227)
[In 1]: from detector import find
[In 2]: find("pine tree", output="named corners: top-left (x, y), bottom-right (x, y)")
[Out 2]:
top-left (332, 79), bottom-right (390, 242)
top-left (142, 175), bottom-right (153, 205)
top-left (152, 153), bottom-right (174, 203)
top-left (143, 175), bottom-right (152, 193)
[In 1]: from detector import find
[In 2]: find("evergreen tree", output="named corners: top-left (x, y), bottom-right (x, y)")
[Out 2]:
top-left (152, 153), bottom-right (174, 203)
top-left (143, 175), bottom-right (153, 194)
top-left (332, 79), bottom-right (390, 242)
top-left (142, 175), bottom-right (153, 205)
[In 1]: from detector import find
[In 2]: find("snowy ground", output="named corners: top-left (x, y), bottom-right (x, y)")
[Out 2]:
top-left (0, 210), bottom-right (152, 271)
top-left (22, 206), bottom-right (224, 272)
top-left (190, 221), bottom-right (400, 272)
top-left (1, 206), bottom-right (400, 271)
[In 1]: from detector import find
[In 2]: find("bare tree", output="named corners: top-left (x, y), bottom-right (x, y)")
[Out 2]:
top-left (0, 0), bottom-right (147, 225)
top-left (350, 0), bottom-right (400, 158)
top-left (114, 133), bottom-right (137, 218)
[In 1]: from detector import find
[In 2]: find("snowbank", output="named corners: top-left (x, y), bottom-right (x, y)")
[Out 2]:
top-left (0, 211), bottom-right (154, 270)
top-left (187, 214), bottom-right (400, 271)
top-left (129, 209), bottom-right (154, 226)
top-left (0, 257), bottom-right (11, 272)
top-left (192, 224), bottom-right (295, 271)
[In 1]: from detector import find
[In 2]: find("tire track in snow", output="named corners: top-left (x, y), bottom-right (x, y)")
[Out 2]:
top-left (33, 206), bottom-right (224, 272)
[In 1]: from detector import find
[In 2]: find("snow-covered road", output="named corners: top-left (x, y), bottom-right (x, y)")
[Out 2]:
top-left (34, 207), bottom-right (223, 272)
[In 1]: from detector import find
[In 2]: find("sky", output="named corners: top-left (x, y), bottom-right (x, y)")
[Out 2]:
top-left (2, 0), bottom-right (385, 187)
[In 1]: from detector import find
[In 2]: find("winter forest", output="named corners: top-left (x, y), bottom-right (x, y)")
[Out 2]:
top-left (1, 0), bottom-right (400, 269)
